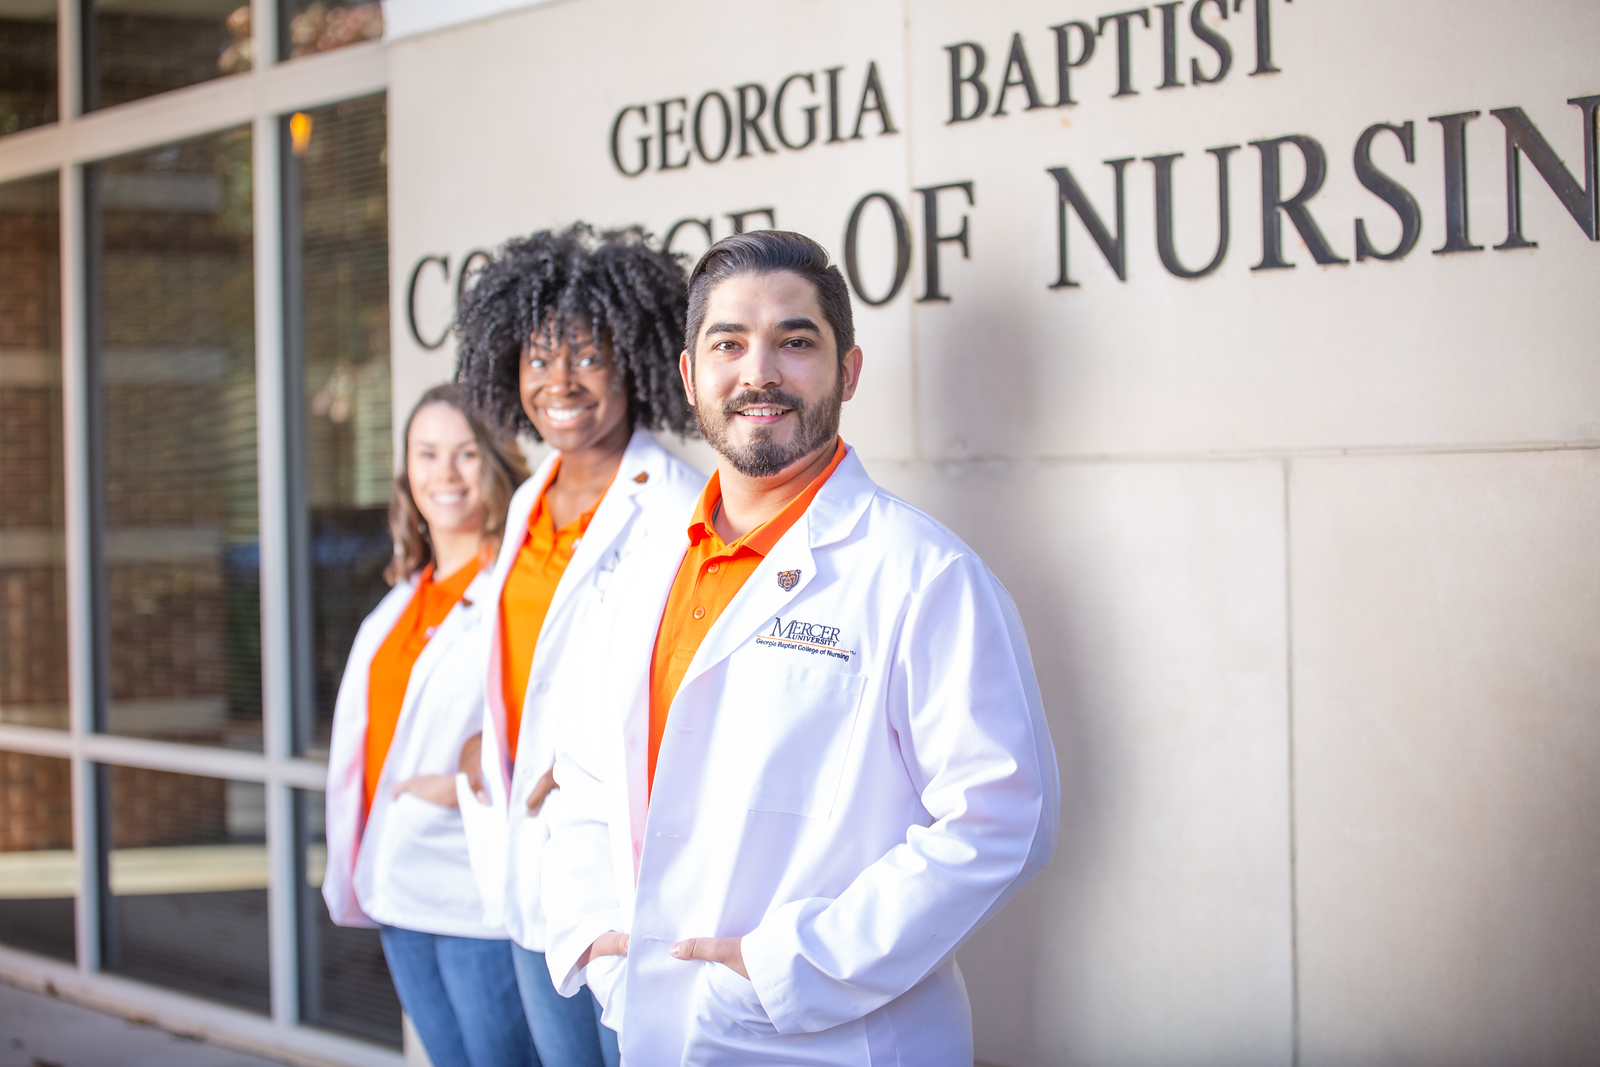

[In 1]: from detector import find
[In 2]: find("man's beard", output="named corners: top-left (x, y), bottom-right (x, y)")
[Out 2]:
top-left (696, 378), bottom-right (843, 478)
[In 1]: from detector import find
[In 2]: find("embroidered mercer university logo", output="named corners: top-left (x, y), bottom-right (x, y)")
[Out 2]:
top-left (776, 569), bottom-right (801, 591)
top-left (757, 615), bottom-right (853, 662)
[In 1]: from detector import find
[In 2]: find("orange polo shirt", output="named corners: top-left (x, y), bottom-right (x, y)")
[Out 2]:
top-left (499, 469), bottom-right (608, 761)
top-left (366, 558), bottom-right (481, 809)
top-left (647, 438), bottom-right (847, 795)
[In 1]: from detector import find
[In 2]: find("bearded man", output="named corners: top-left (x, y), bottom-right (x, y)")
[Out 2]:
top-left (539, 229), bottom-right (1059, 1065)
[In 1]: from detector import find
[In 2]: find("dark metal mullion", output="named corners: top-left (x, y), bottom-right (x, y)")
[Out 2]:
top-left (80, 162), bottom-right (109, 737)
top-left (280, 116), bottom-right (315, 756)
top-left (92, 763), bottom-right (117, 969)
top-left (291, 789), bottom-right (322, 1023)
top-left (77, 0), bottom-right (97, 113)
top-left (81, 160), bottom-right (118, 972)
top-left (276, 0), bottom-right (295, 65)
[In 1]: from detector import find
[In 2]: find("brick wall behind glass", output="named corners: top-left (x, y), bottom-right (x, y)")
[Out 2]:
top-left (0, 751), bottom-right (71, 851)
top-left (0, 182), bottom-right (66, 723)
top-left (110, 766), bottom-right (228, 848)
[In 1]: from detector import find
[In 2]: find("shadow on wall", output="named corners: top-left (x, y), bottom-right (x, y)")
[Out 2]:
top-left (880, 288), bottom-right (1112, 1066)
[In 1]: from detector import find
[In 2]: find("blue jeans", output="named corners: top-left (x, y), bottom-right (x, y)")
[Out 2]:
top-left (510, 943), bottom-right (620, 1067)
top-left (379, 926), bottom-right (537, 1067)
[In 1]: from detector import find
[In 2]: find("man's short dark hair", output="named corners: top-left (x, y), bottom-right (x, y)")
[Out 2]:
top-left (454, 223), bottom-right (695, 442)
top-left (684, 231), bottom-right (855, 364)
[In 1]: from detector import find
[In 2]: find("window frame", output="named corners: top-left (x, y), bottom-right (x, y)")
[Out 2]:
top-left (0, 2), bottom-right (393, 1062)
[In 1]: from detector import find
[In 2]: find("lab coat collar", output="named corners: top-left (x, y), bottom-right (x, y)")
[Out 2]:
top-left (572, 426), bottom-right (680, 558)
top-left (486, 426), bottom-right (682, 798)
top-left (378, 567), bottom-right (491, 781)
top-left (670, 444), bottom-right (875, 697)
top-left (622, 445), bottom-right (874, 865)
top-left (800, 444), bottom-right (874, 554)
top-left (322, 566), bottom-right (490, 928)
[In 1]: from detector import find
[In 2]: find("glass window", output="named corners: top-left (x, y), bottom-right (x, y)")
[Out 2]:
top-left (0, 172), bottom-right (68, 732)
top-left (294, 789), bottom-right (400, 1046)
top-left (280, 0), bottom-right (382, 61)
top-left (84, 0), bottom-right (250, 112)
top-left (86, 127), bottom-right (261, 751)
top-left (99, 766), bottom-right (269, 1012)
top-left (0, 751), bottom-right (75, 962)
top-left (0, 0), bottom-right (58, 136)
top-left (282, 94), bottom-right (391, 756)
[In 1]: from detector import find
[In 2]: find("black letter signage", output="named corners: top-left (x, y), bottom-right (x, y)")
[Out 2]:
top-left (946, 43), bottom-right (989, 123)
top-left (843, 192), bottom-right (912, 306)
top-left (1051, 21), bottom-right (1096, 106)
top-left (852, 61), bottom-right (899, 138)
top-left (1250, 134), bottom-right (1347, 269)
top-left (917, 181), bottom-right (977, 301)
top-left (1190, 0), bottom-right (1232, 84)
top-left (1148, 146), bottom-right (1238, 278)
top-left (1430, 110), bottom-right (1483, 254)
top-left (1097, 9), bottom-right (1152, 98)
top-left (994, 33), bottom-right (1045, 115)
top-left (610, 105), bottom-right (650, 177)
top-left (736, 83), bottom-right (776, 157)
top-left (1490, 95), bottom-right (1600, 248)
top-left (693, 91), bottom-right (734, 163)
top-left (1049, 159), bottom-right (1132, 286)
top-left (1353, 121), bottom-right (1422, 261)
top-left (407, 254), bottom-right (451, 350)
top-left (774, 73), bottom-right (820, 150)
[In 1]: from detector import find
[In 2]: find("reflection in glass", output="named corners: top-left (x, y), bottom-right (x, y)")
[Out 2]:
top-left (280, 0), bottom-right (383, 61)
top-left (0, 752), bottom-right (75, 961)
top-left (283, 95), bottom-right (391, 756)
top-left (99, 766), bottom-right (269, 1012)
top-left (0, 0), bottom-right (58, 136)
top-left (87, 128), bottom-right (261, 750)
top-left (84, 0), bottom-right (250, 112)
top-left (0, 172), bottom-right (68, 731)
top-left (295, 789), bottom-right (401, 1046)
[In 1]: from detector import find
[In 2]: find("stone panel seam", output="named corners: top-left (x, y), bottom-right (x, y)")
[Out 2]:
top-left (900, 0), bottom-right (920, 464)
top-left (1283, 456), bottom-right (1301, 1067)
top-left (869, 440), bottom-right (1600, 471)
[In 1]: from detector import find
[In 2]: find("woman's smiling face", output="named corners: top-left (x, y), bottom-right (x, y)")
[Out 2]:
top-left (406, 401), bottom-right (487, 538)
top-left (519, 321), bottom-right (630, 452)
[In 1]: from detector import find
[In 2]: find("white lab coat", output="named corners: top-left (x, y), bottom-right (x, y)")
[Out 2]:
top-left (541, 445), bottom-right (1060, 1066)
top-left (323, 567), bottom-right (503, 938)
top-left (457, 427), bottom-right (706, 951)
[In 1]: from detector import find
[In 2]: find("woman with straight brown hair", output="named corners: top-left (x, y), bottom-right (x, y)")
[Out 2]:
top-left (321, 383), bottom-right (537, 1067)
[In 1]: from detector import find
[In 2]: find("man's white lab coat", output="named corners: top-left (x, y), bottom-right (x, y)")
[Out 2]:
top-left (541, 444), bottom-right (1060, 1065)
top-left (324, 568), bottom-right (502, 937)
top-left (457, 427), bottom-right (705, 950)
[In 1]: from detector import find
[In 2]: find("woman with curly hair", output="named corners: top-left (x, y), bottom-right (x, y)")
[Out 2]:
top-left (453, 223), bottom-right (706, 1065)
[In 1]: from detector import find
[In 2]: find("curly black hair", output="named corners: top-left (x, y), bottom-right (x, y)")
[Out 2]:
top-left (454, 223), bottom-right (696, 442)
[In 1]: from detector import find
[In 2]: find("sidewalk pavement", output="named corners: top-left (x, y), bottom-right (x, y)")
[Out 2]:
top-left (0, 980), bottom-right (289, 1067)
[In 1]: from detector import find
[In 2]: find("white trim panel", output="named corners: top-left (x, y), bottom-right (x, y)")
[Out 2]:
top-left (382, 0), bottom-right (572, 42)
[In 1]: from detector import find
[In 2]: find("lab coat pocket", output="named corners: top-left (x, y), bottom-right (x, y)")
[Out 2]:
top-left (377, 791), bottom-right (482, 917)
top-left (456, 775), bottom-right (507, 927)
top-left (702, 962), bottom-right (777, 1037)
top-left (723, 658), bottom-right (867, 818)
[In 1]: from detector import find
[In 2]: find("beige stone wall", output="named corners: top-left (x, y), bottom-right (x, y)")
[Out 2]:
top-left (385, 2), bottom-right (1600, 1062)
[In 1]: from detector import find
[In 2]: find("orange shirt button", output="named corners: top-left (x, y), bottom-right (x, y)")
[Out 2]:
top-left (692, 606), bottom-right (706, 619)
top-left (706, 563), bottom-right (720, 574)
